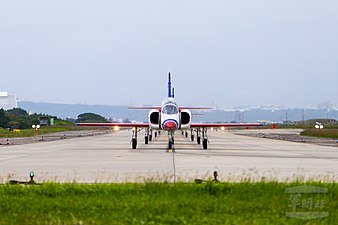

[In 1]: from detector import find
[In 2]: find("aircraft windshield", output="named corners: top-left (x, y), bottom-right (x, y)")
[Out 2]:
top-left (163, 104), bottom-right (178, 115)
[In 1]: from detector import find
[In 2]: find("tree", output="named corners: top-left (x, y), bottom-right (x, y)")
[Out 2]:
top-left (5, 108), bottom-right (39, 129)
top-left (76, 113), bottom-right (109, 123)
top-left (0, 108), bottom-right (9, 127)
top-left (6, 108), bottom-right (29, 116)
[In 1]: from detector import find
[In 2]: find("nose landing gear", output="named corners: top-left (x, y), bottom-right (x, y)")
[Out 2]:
top-left (166, 132), bottom-right (175, 152)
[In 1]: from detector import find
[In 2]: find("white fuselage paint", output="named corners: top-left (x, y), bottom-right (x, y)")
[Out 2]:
top-left (160, 97), bottom-right (181, 131)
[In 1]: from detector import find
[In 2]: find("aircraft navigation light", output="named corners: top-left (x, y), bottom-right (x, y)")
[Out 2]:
top-left (221, 126), bottom-right (225, 131)
top-left (114, 126), bottom-right (120, 131)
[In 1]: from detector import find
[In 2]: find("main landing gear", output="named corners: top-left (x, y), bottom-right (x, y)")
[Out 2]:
top-left (194, 128), bottom-right (208, 149)
top-left (131, 128), bottom-right (138, 149)
top-left (144, 128), bottom-right (150, 145)
top-left (131, 128), bottom-right (157, 149)
top-left (201, 128), bottom-right (208, 149)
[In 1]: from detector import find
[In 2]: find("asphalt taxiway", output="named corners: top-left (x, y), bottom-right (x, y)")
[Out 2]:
top-left (1, 129), bottom-right (337, 183)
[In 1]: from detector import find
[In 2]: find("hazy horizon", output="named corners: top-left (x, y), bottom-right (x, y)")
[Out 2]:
top-left (1, 0), bottom-right (337, 109)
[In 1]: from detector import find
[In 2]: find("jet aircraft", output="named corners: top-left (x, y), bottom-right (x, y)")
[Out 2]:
top-left (77, 73), bottom-right (263, 151)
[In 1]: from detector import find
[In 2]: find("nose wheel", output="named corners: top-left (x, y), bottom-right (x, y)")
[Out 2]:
top-left (167, 140), bottom-right (175, 152)
top-left (166, 132), bottom-right (175, 152)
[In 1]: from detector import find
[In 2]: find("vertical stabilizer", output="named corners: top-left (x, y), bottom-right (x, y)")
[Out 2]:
top-left (168, 72), bottom-right (172, 97)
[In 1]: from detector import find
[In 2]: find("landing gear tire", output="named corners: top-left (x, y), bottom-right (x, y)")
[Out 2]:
top-left (185, 132), bottom-right (188, 138)
top-left (203, 139), bottom-right (208, 149)
top-left (154, 132), bottom-right (157, 138)
top-left (167, 141), bottom-right (175, 152)
top-left (145, 136), bottom-right (149, 144)
top-left (168, 141), bottom-right (172, 150)
top-left (149, 135), bottom-right (152, 142)
top-left (132, 139), bottom-right (137, 149)
top-left (197, 137), bottom-right (201, 145)
top-left (191, 135), bottom-right (194, 142)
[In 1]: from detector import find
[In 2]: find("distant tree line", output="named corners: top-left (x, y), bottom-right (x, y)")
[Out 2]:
top-left (0, 109), bottom-right (112, 129)
top-left (0, 108), bottom-right (67, 129)
top-left (76, 113), bottom-right (109, 123)
top-left (0, 108), bottom-right (40, 129)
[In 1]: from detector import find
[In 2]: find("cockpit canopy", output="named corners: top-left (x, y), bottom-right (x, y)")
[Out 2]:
top-left (162, 97), bottom-right (179, 115)
top-left (162, 104), bottom-right (178, 114)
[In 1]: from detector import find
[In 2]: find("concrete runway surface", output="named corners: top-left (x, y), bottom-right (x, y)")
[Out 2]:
top-left (0, 129), bottom-right (337, 183)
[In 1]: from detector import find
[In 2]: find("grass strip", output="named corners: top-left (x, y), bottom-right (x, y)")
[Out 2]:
top-left (0, 182), bottom-right (337, 224)
top-left (301, 129), bottom-right (338, 139)
top-left (0, 126), bottom-right (105, 138)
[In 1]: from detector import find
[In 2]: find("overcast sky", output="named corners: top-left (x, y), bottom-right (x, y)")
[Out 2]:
top-left (0, 0), bottom-right (337, 108)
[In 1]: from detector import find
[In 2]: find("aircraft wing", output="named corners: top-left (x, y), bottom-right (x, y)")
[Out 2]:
top-left (128, 106), bottom-right (161, 110)
top-left (190, 123), bottom-right (264, 128)
top-left (179, 107), bottom-right (211, 110)
top-left (128, 106), bottom-right (211, 110)
top-left (76, 123), bottom-right (149, 128)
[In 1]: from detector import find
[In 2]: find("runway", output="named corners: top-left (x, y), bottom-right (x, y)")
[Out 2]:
top-left (0, 129), bottom-right (337, 183)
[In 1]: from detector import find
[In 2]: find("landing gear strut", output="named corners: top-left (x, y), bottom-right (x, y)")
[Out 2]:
top-left (149, 130), bottom-right (153, 141)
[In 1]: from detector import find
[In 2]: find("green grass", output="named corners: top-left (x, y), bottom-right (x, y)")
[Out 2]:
top-left (301, 129), bottom-right (338, 139)
top-left (0, 182), bottom-right (337, 224)
top-left (0, 126), bottom-right (105, 138)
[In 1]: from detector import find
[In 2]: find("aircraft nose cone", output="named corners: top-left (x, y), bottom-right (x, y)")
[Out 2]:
top-left (163, 121), bottom-right (177, 130)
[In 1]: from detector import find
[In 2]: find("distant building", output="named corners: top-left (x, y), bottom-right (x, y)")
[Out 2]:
top-left (0, 92), bottom-right (17, 110)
